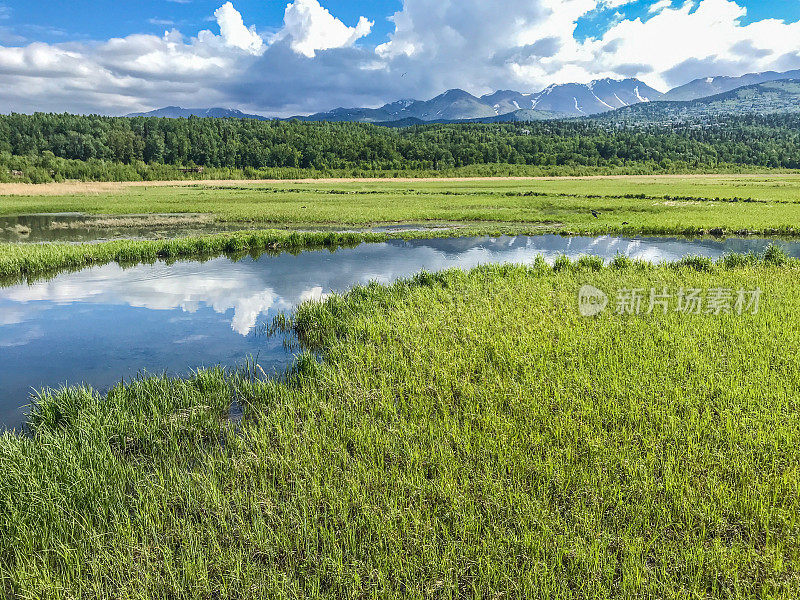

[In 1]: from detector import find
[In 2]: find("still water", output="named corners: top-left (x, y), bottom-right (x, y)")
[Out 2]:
top-left (0, 213), bottom-right (457, 243)
top-left (1, 234), bottom-right (798, 429)
top-left (0, 213), bottom-right (261, 243)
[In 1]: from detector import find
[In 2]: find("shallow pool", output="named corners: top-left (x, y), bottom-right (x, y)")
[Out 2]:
top-left (1, 234), bottom-right (798, 429)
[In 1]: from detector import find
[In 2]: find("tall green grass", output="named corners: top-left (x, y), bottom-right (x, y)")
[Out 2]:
top-left (0, 230), bottom-right (386, 284)
top-left (1, 255), bottom-right (798, 597)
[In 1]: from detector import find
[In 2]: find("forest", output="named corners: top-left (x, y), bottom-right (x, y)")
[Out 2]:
top-left (1, 112), bottom-right (799, 182)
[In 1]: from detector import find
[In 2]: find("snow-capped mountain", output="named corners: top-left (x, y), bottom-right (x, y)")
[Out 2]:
top-left (527, 78), bottom-right (663, 116)
top-left (127, 70), bottom-right (800, 124)
top-left (663, 69), bottom-right (800, 102)
top-left (479, 90), bottom-right (538, 115)
top-left (296, 78), bottom-right (662, 122)
top-left (598, 79), bottom-right (800, 123)
top-left (298, 89), bottom-right (506, 122)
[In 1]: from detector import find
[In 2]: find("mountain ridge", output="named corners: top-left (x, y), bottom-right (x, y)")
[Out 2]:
top-left (595, 79), bottom-right (800, 124)
top-left (663, 69), bottom-right (800, 102)
top-left (128, 78), bottom-right (662, 123)
top-left (127, 106), bottom-right (269, 120)
top-left (295, 78), bottom-right (662, 122)
top-left (127, 69), bottom-right (800, 124)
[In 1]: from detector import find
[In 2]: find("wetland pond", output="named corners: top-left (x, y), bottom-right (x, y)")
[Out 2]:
top-left (2, 233), bottom-right (799, 429)
top-left (0, 213), bottom-right (455, 243)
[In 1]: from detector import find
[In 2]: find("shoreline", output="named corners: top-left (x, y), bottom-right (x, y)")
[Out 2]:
top-left (3, 224), bottom-right (800, 286)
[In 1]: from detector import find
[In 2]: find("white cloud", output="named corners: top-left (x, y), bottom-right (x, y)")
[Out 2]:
top-left (0, 0), bottom-right (799, 116)
top-left (273, 0), bottom-right (373, 58)
top-left (581, 0), bottom-right (800, 88)
top-left (3, 261), bottom-right (286, 336)
top-left (648, 0), bottom-right (673, 13)
top-left (377, 0), bottom-right (555, 60)
top-left (374, 0), bottom-right (800, 93)
top-left (299, 286), bottom-right (327, 303)
top-left (213, 2), bottom-right (263, 54)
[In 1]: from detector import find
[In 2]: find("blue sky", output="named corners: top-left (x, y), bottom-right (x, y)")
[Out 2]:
top-left (575, 0), bottom-right (800, 40)
top-left (1, 0), bottom-right (799, 115)
top-left (1, 1), bottom-right (402, 44)
top-left (4, 0), bottom-right (797, 46)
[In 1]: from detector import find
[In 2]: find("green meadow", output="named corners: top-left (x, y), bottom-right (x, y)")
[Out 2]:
top-left (4, 174), bottom-right (800, 283)
top-left (1, 256), bottom-right (799, 598)
top-left (2, 176), bottom-right (800, 597)
top-left (2, 174), bottom-right (800, 235)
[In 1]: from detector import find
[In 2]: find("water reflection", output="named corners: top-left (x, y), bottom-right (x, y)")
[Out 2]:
top-left (0, 213), bottom-right (457, 244)
top-left (1, 234), bottom-right (798, 428)
top-left (0, 213), bottom-right (271, 244)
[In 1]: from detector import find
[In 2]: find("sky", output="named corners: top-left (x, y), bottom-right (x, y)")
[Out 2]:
top-left (0, 0), bottom-right (799, 116)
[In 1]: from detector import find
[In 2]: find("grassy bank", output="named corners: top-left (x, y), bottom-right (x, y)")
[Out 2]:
top-left (1, 256), bottom-right (799, 597)
top-left (0, 230), bottom-right (387, 284)
top-left (4, 222), bottom-right (800, 287)
top-left (2, 175), bottom-right (800, 236)
top-left (3, 222), bottom-right (796, 286)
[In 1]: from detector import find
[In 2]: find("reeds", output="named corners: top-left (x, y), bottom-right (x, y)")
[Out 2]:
top-left (0, 229), bottom-right (386, 284)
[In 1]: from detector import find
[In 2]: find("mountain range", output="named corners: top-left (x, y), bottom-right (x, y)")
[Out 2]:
top-left (662, 69), bottom-right (800, 102)
top-left (128, 69), bottom-right (800, 124)
top-left (287, 78), bottom-right (663, 122)
top-left (597, 79), bottom-right (800, 123)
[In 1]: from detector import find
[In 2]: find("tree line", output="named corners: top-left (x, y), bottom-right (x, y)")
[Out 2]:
top-left (1, 112), bottom-right (799, 182)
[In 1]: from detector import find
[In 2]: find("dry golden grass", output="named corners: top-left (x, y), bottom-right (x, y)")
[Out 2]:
top-left (0, 181), bottom-right (127, 196)
top-left (3, 173), bottom-right (800, 197)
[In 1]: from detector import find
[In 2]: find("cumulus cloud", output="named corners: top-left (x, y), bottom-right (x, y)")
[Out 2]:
top-left (648, 0), bottom-right (673, 13)
top-left (376, 0), bottom-right (553, 60)
top-left (375, 0), bottom-right (610, 92)
top-left (213, 1), bottom-right (263, 54)
top-left (581, 0), bottom-right (800, 88)
top-left (0, 0), bottom-right (799, 115)
top-left (274, 0), bottom-right (373, 58)
top-left (373, 0), bottom-right (800, 93)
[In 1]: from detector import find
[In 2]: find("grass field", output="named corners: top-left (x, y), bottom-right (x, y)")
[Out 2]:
top-left (2, 174), bottom-right (800, 236)
top-left (1, 256), bottom-right (798, 598)
top-left (2, 176), bottom-right (800, 597)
